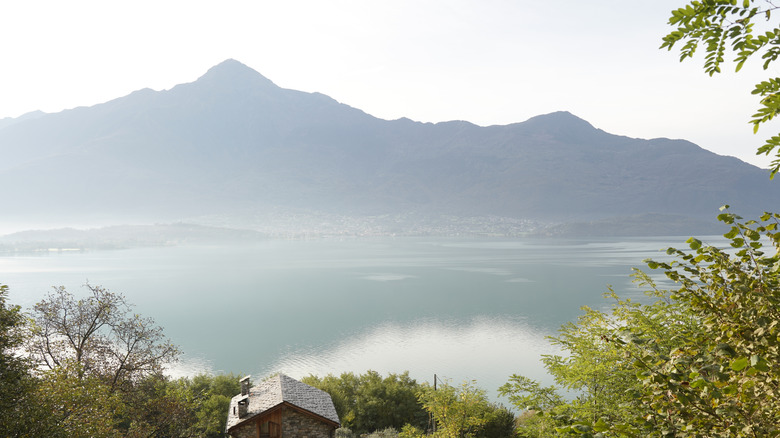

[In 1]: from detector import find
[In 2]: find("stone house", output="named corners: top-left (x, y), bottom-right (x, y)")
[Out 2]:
top-left (225, 373), bottom-right (340, 438)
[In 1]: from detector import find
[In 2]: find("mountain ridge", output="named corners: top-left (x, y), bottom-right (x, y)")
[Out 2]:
top-left (0, 59), bottom-right (776, 235)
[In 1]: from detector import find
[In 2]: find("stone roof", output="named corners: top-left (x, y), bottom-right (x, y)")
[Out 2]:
top-left (226, 374), bottom-right (340, 431)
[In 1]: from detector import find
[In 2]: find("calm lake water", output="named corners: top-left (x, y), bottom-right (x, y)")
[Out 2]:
top-left (1, 236), bottom-right (705, 400)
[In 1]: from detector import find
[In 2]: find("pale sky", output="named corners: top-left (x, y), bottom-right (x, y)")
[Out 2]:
top-left (0, 0), bottom-right (775, 168)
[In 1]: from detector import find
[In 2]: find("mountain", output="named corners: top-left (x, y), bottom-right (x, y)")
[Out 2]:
top-left (0, 59), bottom-right (777, 235)
top-left (0, 110), bottom-right (45, 130)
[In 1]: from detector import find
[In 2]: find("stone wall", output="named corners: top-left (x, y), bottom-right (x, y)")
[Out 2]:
top-left (229, 421), bottom-right (256, 438)
top-left (228, 406), bottom-right (336, 438)
top-left (282, 408), bottom-right (334, 438)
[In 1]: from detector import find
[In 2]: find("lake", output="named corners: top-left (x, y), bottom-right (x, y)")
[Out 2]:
top-left (0, 235), bottom-right (702, 400)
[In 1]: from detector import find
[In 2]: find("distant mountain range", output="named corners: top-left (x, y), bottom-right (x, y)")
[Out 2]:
top-left (1, 59), bottom-right (777, 237)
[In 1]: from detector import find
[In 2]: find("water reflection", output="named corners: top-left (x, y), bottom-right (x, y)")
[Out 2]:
top-left (1, 235), bottom-right (722, 400)
top-left (261, 315), bottom-right (560, 399)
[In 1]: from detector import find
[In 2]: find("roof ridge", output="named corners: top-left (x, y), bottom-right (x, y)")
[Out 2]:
top-left (277, 373), bottom-right (289, 398)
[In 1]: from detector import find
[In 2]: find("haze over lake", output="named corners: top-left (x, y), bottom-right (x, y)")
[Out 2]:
top-left (0, 61), bottom-right (767, 402)
top-left (1, 235), bottom-right (705, 399)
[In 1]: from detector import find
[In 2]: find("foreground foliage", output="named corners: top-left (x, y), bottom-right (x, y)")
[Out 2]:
top-left (502, 209), bottom-right (780, 437)
top-left (499, 282), bottom-right (695, 437)
top-left (662, 0), bottom-right (780, 176)
top-left (628, 209), bottom-right (780, 436)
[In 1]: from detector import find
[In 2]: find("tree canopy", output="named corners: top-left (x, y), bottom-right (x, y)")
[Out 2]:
top-left (414, 380), bottom-right (490, 438)
top-left (499, 281), bottom-right (697, 437)
top-left (0, 283), bottom-right (61, 436)
top-left (303, 370), bottom-right (429, 434)
top-left (501, 208), bottom-right (780, 437)
top-left (25, 283), bottom-right (179, 391)
top-left (625, 209), bottom-right (780, 436)
top-left (400, 379), bottom-right (515, 438)
top-left (304, 371), bottom-right (517, 437)
top-left (0, 282), bottom-right (241, 437)
top-left (0, 283), bottom-right (26, 426)
top-left (662, 0), bottom-right (780, 176)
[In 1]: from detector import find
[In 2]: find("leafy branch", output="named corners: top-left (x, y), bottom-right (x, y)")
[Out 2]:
top-left (663, 0), bottom-right (780, 177)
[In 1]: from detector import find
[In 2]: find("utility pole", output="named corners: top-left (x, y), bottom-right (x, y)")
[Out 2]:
top-left (432, 374), bottom-right (437, 433)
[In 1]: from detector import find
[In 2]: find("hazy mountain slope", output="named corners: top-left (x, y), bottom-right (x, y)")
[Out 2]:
top-left (0, 59), bottom-right (776, 228)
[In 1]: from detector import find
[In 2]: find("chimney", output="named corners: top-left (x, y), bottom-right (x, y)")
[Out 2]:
top-left (240, 375), bottom-right (251, 396)
top-left (238, 396), bottom-right (249, 418)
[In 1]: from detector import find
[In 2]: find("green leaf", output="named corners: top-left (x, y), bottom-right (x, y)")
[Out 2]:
top-left (573, 424), bottom-right (593, 433)
top-left (744, 229), bottom-right (761, 241)
top-left (722, 384), bottom-right (738, 395)
top-left (731, 357), bottom-right (749, 371)
top-left (751, 355), bottom-right (770, 372)
top-left (690, 378), bottom-right (707, 389)
top-left (716, 343), bottom-right (735, 356)
top-left (593, 418), bottom-right (609, 433)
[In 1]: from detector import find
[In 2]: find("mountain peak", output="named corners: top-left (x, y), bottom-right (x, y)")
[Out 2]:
top-left (195, 59), bottom-right (278, 89)
top-left (517, 111), bottom-right (603, 142)
top-left (525, 111), bottom-right (594, 129)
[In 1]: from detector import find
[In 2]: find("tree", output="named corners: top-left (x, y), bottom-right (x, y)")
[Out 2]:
top-left (415, 380), bottom-right (511, 438)
top-left (498, 376), bottom-right (571, 437)
top-left (662, 0), bottom-right (780, 176)
top-left (303, 372), bottom-right (360, 427)
top-left (25, 283), bottom-right (179, 391)
top-left (20, 283), bottom-right (187, 436)
top-left (120, 373), bottom-right (198, 438)
top-left (619, 208), bottom-right (780, 437)
top-left (0, 283), bottom-right (63, 436)
top-left (303, 370), bottom-right (428, 434)
top-left (338, 427), bottom-right (402, 438)
top-left (0, 283), bottom-right (74, 437)
top-left (499, 279), bottom-right (699, 437)
top-left (188, 373), bottom-right (241, 438)
top-left (502, 208), bottom-right (780, 437)
top-left (36, 361), bottom-right (124, 438)
top-left (0, 283), bottom-right (29, 432)
top-left (114, 372), bottom-right (240, 438)
top-left (477, 404), bottom-right (517, 438)
top-left (7, 282), bottom-right (243, 437)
